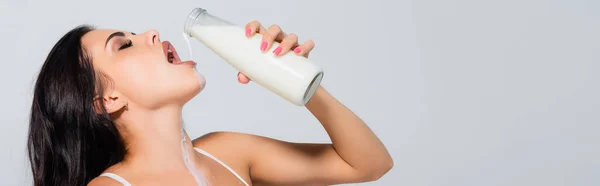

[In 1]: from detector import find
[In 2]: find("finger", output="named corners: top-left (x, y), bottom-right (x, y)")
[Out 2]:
top-left (261, 25), bottom-right (285, 52)
top-left (273, 33), bottom-right (299, 56)
top-left (245, 20), bottom-right (266, 37)
top-left (237, 72), bottom-right (251, 84)
top-left (293, 40), bottom-right (315, 57)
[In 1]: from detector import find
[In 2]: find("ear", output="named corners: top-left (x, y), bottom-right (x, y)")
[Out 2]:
top-left (94, 92), bottom-right (128, 114)
top-left (103, 96), bottom-right (128, 114)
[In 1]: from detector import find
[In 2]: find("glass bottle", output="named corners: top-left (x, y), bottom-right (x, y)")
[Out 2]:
top-left (184, 8), bottom-right (324, 106)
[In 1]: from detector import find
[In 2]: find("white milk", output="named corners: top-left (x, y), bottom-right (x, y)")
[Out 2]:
top-left (189, 25), bottom-right (323, 106)
top-left (183, 32), bottom-right (194, 60)
top-left (182, 32), bottom-right (207, 91)
top-left (181, 126), bottom-right (210, 186)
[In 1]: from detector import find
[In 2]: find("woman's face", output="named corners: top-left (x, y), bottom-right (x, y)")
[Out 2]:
top-left (82, 29), bottom-right (205, 109)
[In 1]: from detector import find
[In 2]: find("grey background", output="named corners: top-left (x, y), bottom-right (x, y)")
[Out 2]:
top-left (1, 0), bottom-right (598, 185)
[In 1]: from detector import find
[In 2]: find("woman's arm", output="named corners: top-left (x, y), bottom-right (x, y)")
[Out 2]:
top-left (196, 87), bottom-right (393, 185)
top-left (307, 86), bottom-right (394, 179)
top-left (235, 86), bottom-right (392, 185)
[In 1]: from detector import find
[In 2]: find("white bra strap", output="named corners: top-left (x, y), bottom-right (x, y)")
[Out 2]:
top-left (99, 173), bottom-right (132, 186)
top-left (194, 148), bottom-right (250, 186)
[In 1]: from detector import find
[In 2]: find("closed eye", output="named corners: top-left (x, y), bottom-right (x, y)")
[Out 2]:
top-left (118, 40), bottom-right (133, 50)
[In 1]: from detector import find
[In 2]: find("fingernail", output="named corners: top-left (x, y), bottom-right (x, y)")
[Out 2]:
top-left (245, 28), bottom-right (251, 37)
top-left (294, 48), bottom-right (302, 53)
top-left (273, 47), bottom-right (282, 55)
top-left (260, 42), bottom-right (268, 51)
top-left (237, 75), bottom-right (241, 82)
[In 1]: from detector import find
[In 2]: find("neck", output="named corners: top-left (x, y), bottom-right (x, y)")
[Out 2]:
top-left (115, 104), bottom-right (196, 172)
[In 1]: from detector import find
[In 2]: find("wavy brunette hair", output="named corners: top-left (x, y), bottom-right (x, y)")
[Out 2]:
top-left (27, 25), bottom-right (126, 186)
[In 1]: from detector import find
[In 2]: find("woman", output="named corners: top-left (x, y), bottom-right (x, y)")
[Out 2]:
top-left (27, 20), bottom-right (393, 186)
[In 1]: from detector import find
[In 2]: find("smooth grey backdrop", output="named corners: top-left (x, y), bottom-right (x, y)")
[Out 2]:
top-left (1, 0), bottom-right (598, 185)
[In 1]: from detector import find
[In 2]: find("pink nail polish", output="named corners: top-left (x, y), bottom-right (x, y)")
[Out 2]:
top-left (273, 47), bottom-right (282, 55)
top-left (245, 28), bottom-right (251, 37)
top-left (260, 42), bottom-right (268, 51)
top-left (294, 48), bottom-right (302, 53)
top-left (238, 75), bottom-right (241, 82)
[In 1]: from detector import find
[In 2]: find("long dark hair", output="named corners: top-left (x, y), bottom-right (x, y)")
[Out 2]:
top-left (27, 25), bottom-right (127, 186)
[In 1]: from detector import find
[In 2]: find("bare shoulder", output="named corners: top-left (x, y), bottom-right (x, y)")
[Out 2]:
top-left (193, 131), bottom-right (266, 144)
top-left (193, 131), bottom-right (292, 162)
top-left (192, 131), bottom-right (242, 145)
top-left (193, 131), bottom-right (286, 150)
top-left (87, 176), bottom-right (123, 186)
top-left (192, 132), bottom-right (257, 162)
top-left (192, 131), bottom-right (261, 156)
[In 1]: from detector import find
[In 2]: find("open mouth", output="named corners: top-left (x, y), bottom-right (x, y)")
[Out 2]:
top-left (162, 41), bottom-right (196, 66)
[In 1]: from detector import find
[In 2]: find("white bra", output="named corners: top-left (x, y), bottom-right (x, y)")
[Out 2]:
top-left (99, 148), bottom-right (250, 186)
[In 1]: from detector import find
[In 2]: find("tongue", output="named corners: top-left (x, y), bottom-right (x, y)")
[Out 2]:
top-left (168, 45), bottom-right (183, 64)
top-left (162, 41), bottom-right (195, 66)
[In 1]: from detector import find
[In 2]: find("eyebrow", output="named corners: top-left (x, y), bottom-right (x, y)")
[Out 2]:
top-left (105, 32), bottom-right (125, 47)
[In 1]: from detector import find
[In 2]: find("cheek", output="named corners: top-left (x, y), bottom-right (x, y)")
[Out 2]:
top-left (114, 56), bottom-right (171, 93)
top-left (109, 53), bottom-right (203, 106)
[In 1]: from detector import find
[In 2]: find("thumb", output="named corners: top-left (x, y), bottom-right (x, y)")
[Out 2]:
top-left (237, 72), bottom-right (251, 84)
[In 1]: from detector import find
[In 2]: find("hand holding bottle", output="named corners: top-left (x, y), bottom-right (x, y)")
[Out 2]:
top-left (236, 21), bottom-right (315, 84)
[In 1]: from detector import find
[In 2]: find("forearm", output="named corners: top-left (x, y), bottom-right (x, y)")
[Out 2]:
top-left (306, 86), bottom-right (393, 179)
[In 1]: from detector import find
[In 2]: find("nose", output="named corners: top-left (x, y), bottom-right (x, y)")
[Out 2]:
top-left (144, 29), bottom-right (160, 45)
